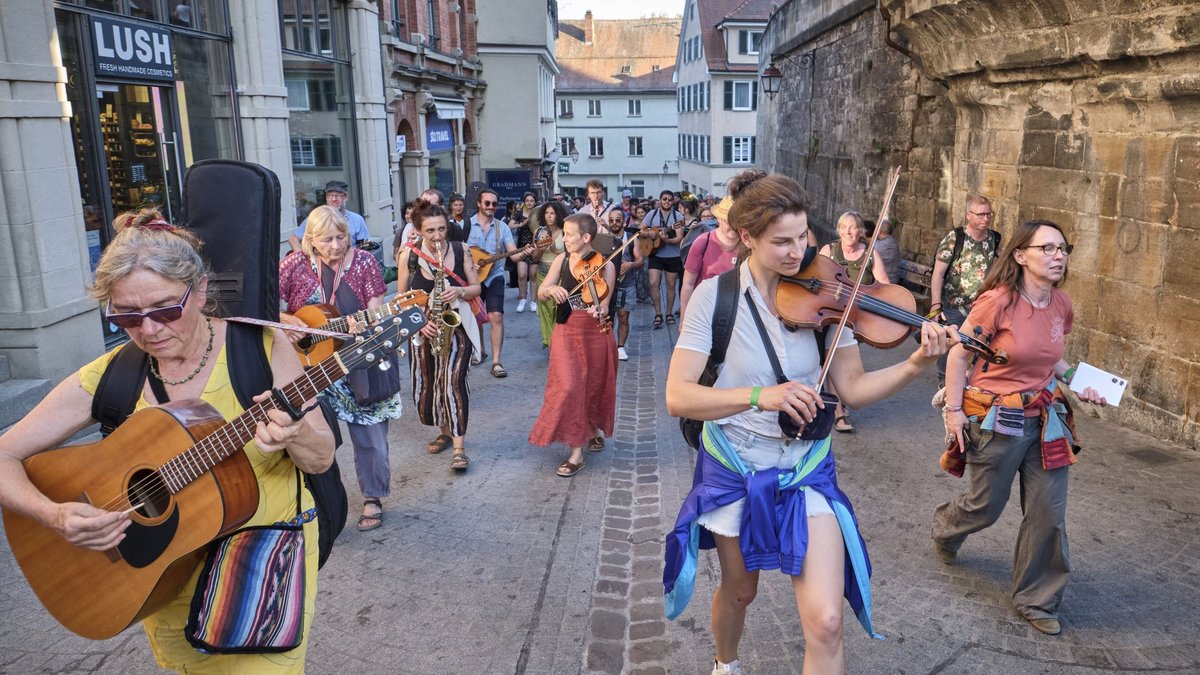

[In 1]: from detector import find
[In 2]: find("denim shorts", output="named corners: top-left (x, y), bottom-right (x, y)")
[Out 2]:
top-left (697, 424), bottom-right (834, 538)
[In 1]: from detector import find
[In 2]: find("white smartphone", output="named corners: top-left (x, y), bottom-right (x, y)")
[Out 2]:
top-left (1069, 362), bottom-right (1128, 406)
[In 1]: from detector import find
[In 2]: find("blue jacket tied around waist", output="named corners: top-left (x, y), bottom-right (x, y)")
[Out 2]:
top-left (662, 421), bottom-right (882, 639)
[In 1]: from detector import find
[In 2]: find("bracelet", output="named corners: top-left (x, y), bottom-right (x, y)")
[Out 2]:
top-left (1063, 365), bottom-right (1077, 384)
top-left (942, 404), bottom-right (963, 413)
top-left (749, 386), bottom-right (762, 411)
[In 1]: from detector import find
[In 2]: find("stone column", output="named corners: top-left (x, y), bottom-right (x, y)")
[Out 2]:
top-left (0, 0), bottom-right (104, 382)
top-left (345, 0), bottom-right (393, 234)
top-left (226, 0), bottom-right (294, 230)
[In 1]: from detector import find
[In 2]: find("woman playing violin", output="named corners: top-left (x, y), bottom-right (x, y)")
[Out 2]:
top-left (663, 170), bottom-right (957, 675)
top-left (933, 219), bottom-right (1107, 637)
top-left (530, 213), bottom-right (618, 477)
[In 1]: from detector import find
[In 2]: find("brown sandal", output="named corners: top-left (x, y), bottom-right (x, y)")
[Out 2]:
top-left (556, 458), bottom-right (585, 477)
top-left (587, 436), bottom-right (605, 451)
top-left (427, 434), bottom-right (453, 453)
top-left (450, 449), bottom-right (470, 471)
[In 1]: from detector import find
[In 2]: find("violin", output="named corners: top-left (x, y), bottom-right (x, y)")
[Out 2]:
top-left (570, 251), bottom-right (611, 333)
top-left (775, 254), bottom-right (1008, 365)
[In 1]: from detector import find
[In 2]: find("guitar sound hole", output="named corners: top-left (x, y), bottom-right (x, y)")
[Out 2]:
top-left (127, 469), bottom-right (171, 518)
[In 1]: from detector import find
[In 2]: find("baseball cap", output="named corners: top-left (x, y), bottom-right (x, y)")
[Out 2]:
top-left (324, 180), bottom-right (349, 194)
top-left (621, 189), bottom-right (633, 197)
top-left (711, 195), bottom-right (734, 220)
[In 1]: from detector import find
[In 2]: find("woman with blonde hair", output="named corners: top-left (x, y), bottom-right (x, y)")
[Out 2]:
top-left (280, 205), bottom-right (401, 532)
top-left (0, 208), bottom-right (333, 672)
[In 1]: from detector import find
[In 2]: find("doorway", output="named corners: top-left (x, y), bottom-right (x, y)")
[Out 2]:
top-left (95, 82), bottom-right (183, 224)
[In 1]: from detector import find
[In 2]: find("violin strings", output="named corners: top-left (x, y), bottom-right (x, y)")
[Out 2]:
top-left (787, 279), bottom-right (980, 345)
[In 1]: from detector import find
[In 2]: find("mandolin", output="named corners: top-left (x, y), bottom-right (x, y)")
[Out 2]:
top-left (293, 289), bottom-right (428, 367)
top-left (1, 307), bottom-right (426, 640)
top-left (470, 236), bottom-right (552, 280)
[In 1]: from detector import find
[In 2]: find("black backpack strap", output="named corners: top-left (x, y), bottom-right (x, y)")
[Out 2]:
top-left (91, 343), bottom-right (150, 437)
top-left (942, 227), bottom-right (966, 280)
top-left (226, 322), bottom-right (274, 411)
top-left (700, 268), bottom-right (741, 385)
top-left (990, 229), bottom-right (1002, 259)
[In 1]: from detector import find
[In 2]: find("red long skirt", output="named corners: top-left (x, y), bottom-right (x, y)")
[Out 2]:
top-left (529, 311), bottom-right (617, 448)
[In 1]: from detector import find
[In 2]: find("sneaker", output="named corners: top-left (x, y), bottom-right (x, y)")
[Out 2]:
top-left (1025, 616), bottom-right (1061, 635)
top-left (516, 298), bottom-right (527, 313)
top-left (712, 660), bottom-right (742, 675)
top-left (617, 346), bottom-right (629, 361)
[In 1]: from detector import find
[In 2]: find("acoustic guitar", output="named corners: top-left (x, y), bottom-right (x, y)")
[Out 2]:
top-left (1, 305), bottom-right (426, 640)
top-left (470, 236), bottom-right (553, 280)
top-left (293, 289), bottom-right (427, 367)
top-left (636, 226), bottom-right (664, 258)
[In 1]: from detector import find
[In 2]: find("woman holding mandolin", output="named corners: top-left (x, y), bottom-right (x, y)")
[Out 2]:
top-left (663, 171), bottom-right (957, 675)
top-left (0, 209), bottom-right (334, 672)
top-left (530, 213), bottom-right (618, 478)
top-left (280, 205), bottom-right (400, 532)
top-left (395, 199), bottom-right (482, 472)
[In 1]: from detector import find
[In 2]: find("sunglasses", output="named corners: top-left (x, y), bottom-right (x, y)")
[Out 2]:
top-left (106, 285), bottom-right (192, 329)
top-left (481, 200), bottom-right (497, 207)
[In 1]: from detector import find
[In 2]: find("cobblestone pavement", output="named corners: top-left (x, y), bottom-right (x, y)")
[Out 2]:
top-left (1, 291), bottom-right (1198, 674)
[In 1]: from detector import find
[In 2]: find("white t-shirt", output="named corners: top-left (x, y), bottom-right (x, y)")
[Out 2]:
top-left (675, 261), bottom-right (855, 439)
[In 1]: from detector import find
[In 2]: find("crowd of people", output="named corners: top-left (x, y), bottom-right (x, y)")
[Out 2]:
top-left (0, 169), bottom-right (1111, 675)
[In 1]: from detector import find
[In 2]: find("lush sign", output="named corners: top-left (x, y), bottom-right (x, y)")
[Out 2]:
top-left (92, 16), bottom-right (173, 82)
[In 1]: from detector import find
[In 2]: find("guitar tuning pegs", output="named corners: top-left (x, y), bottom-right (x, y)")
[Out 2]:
top-left (397, 348), bottom-right (406, 357)
top-left (365, 353), bottom-right (376, 363)
top-left (399, 328), bottom-right (410, 337)
top-left (383, 340), bottom-right (395, 349)
top-left (373, 325), bottom-right (384, 334)
top-left (378, 359), bottom-right (392, 372)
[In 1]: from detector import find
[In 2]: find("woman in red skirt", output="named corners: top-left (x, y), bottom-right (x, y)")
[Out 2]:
top-left (530, 213), bottom-right (618, 477)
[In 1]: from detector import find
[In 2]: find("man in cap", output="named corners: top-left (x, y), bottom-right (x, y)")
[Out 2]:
top-left (288, 180), bottom-right (372, 251)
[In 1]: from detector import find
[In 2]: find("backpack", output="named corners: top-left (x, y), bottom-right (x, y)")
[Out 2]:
top-left (678, 266), bottom-right (827, 449)
top-left (90, 324), bottom-right (348, 570)
top-left (679, 222), bottom-right (716, 266)
top-left (942, 227), bottom-right (1002, 281)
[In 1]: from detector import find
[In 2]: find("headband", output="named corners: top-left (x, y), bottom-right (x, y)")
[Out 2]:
top-left (140, 219), bottom-right (176, 232)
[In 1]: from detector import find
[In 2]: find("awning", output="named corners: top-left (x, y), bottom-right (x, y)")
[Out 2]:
top-left (431, 98), bottom-right (466, 120)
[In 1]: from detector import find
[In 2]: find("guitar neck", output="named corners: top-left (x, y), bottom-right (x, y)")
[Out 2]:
top-left (307, 303), bottom-right (393, 347)
top-left (156, 358), bottom-right (345, 494)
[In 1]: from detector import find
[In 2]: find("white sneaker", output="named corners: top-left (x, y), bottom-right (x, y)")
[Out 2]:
top-left (617, 346), bottom-right (629, 361)
top-left (712, 660), bottom-right (742, 675)
top-left (516, 298), bottom-right (527, 313)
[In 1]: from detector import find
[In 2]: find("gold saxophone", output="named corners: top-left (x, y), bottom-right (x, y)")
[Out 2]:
top-left (429, 240), bottom-right (461, 357)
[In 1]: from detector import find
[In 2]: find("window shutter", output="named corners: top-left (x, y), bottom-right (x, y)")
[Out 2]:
top-left (738, 30), bottom-right (747, 55)
top-left (723, 136), bottom-right (732, 164)
top-left (705, 82), bottom-right (710, 110)
top-left (724, 81), bottom-right (733, 110)
top-left (751, 137), bottom-right (757, 164)
top-left (751, 81), bottom-right (758, 111)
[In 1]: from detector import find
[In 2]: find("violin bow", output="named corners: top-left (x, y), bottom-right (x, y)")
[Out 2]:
top-left (565, 232), bottom-right (640, 297)
top-left (815, 166), bottom-right (903, 391)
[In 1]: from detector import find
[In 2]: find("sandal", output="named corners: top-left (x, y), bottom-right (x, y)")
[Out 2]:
top-left (357, 498), bottom-right (383, 531)
top-left (450, 449), bottom-right (470, 471)
top-left (491, 362), bottom-right (508, 378)
top-left (834, 414), bottom-right (855, 433)
top-left (653, 314), bottom-right (663, 329)
top-left (666, 314), bottom-right (676, 325)
top-left (556, 458), bottom-right (585, 477)
top-left (587, 436), bottom-right (605, 451)
top-left (426, 434), bottom-right (452, 454)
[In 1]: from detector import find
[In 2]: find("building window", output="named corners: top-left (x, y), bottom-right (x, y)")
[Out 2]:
top-left (620, 65), bottom-right (631, 75)
top-left (628, 136), bottom-right (643, 157)
top-left (630, 179), bottom-right (645, 198)
top-left (652, 64), bottom-right (660, 71)
top-left (291, 136), bottom-right (343, 168)
top-left (724, 80), bottom-right (758, 111)
top-left (588, 99), bottom-right (602, 117)
top-left (739, 30), bottom-right (763, 55)
top-left (589, 137), bottom-right (604, 157)
top-left (559, 99), bottom-right (574, 118)
top-left (426, 0), bottom-right (440, 50)
top-left (285, 79), bottom-right (309, 110)
top-left (560, 137), bottom-right (577, 156)
top-left (628, 99), bottom-right (641, 117)
top-left (722, 135), bottom-right (756, 164)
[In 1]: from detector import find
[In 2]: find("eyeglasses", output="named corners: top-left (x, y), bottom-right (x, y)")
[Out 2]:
top-left (969, 211), bottom-right (994, 219)
top-left (481, 200), bottom-right (497, 207)
top-left (105, 285), bottom-right (193, 329)
top-left (1024, 243), bottom-right (1074, 256)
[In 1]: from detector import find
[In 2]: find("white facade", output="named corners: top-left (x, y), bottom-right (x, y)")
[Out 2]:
top-left (476, 0), bottom-right (559, 190)
top-left (676, 1), bottom-right (765, 197)
top-left (556, 92), bottom-right (678, 199)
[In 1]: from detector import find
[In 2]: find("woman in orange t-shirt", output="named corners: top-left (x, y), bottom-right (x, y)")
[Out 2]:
top-left (933, 219), bottom-right (1106, 637)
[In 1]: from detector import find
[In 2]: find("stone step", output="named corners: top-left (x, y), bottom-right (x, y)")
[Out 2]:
top-left (0, 378), bottom-right (54, 430)
top-left (0, 353), bottom-right (9, 383)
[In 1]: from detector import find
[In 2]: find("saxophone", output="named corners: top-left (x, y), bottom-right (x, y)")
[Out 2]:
top-left (429, 240), bottom-right (461, 357)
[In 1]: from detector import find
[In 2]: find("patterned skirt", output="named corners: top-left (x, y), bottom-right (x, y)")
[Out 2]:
top-left (409, 323), bottom-right (471, 436)
top-left (529, 312), bottom-right (617, 448)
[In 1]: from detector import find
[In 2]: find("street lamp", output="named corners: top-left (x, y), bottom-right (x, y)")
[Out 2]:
top-left (568, 146), bottom-right (579, 163)
top-left (761, 63), bottom-right (783, 100)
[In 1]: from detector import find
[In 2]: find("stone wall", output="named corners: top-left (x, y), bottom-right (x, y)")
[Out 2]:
top-left (764, 0), bottom-right (1200, 448)
top-left (760, 0), bottom-right (956, 252)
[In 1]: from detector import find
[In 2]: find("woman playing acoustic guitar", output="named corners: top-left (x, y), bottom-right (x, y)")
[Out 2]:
top-left (0, 209), bottom-right (334, 673)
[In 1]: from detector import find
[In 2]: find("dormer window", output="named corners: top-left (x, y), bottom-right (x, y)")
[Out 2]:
top-left (620, 65), bottom-right (631, 75)
top-left (738, 30), bottom-right (763, 55)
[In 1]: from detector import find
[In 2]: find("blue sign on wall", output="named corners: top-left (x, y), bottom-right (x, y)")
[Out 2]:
top-left (427, 119), bottom-right (454, 152)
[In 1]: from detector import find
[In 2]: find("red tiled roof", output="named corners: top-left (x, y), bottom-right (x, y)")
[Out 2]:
top-left (697, 0), bottom-right (772, 72)
top-left (556, 17), bottom-right (681, 92)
